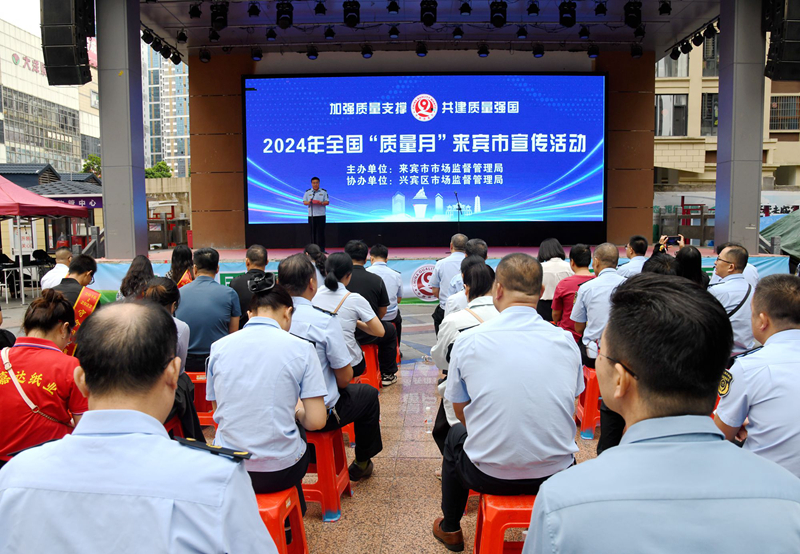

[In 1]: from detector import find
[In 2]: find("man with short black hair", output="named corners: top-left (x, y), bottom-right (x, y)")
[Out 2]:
top-left (710, 243), bottom-right (755, 356)
top-left (711, 241), bottom-right (759, 287)
top-left (41, 247), bottom-right (72, 290)
top-left (715, 274), bottom-right (800, 477)
top-left (522, 274), bottom-right (800, 554)
top-left (444, 238), bottom-right (488, 317)
top-left (552, 244), bottom-right (593, 342)
top-left (229, 244), bottom-right (268, 329)
top-left (617, 235), bottom-right (648, 278)
top-left (431, 234), bottom-right (468, 335)
top-left (344, 240), bottom-right (398, 386)
top-left (432, 253), bottom-right (583, 552)
top-left (367, 244), bottom-right (404, 344)
top-left (175, 248), bottom-right (241, 371)
top-left (51, 254), bottom-right (98, 306)
top-left (303, 176), bottom-right (329, 251)
top-left (0, 302), bottom-right (276, 553)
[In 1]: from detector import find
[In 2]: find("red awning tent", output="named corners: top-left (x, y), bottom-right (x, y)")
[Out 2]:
top-left (0, 176), bottom-right (90, 302)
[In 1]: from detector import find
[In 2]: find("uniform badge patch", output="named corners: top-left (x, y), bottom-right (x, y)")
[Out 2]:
top-left (718, 370), bottom-right (733, 397)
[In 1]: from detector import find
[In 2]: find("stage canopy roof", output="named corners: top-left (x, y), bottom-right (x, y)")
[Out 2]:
top-left (0, 176), bottom-right (90, 219)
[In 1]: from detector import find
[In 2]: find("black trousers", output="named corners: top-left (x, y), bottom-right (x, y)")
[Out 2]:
top-left (0, 459), bottom-right (6, 470)
top-left (318, 383), bottom-right (382, 463)
top-left (536, 299), bottom-right (553, 322)
top-left (597, 401), bottom-right (626, 455)
top-left (432, 399), bottom-right (451, 455)
top-left (356, 321), bottom-right (398, 376)
top-left (248, 426), bottom-right (310, 514)
top-left (432, 304), bottom-right (445, 336)
top-left (441, 424), bottom-right (555, 532)
top-left (387, 312), bottom-right (403, 345)
top-left (185, 353), bottom-right (208, 372)
top-left (578, 340), bottom-right (596, 369)
top-left (309, 215), bottom-right (326, 251)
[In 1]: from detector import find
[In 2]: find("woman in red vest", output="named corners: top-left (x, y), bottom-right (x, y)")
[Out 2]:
top-left (0, 290), bottom-right (86, 469)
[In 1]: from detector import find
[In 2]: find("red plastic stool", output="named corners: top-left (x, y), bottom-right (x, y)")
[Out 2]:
top-left (574, 366), bottom-right (601, 439)
top-left (473, 494), bottom-right (536, 554)
top-left (303, 428), bottom-right (353, 522)
top-left (187, 371), bottom-right (217, 428)
top-left (341, 422), bottom-right (356, 447)
top-left (256, 487), bottom-right (309, 554)
top-left (359, 344), bottom-right (382, 390)
top-left (164, 415), bottom-right (184, 438)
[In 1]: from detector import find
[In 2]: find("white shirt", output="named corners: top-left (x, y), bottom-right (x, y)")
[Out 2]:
top-left (313, 282), bottom-right (376, 366)
top-left (708, 273), bottom-right (755, 354)
top-left (432, 295), bottom-right (499, 372)
top-left (616, 255), bottom-right (647, 278)
top-left (430, 251), bottom-right (466, 304)
top-left (367, 261), bottom-right (403, 321)
top-left (0, 410), bottom-right (277, 554)
top-left (710, 263), bottom-right (759, 288)
top-left (716, 329), bottom-right (800, 477)
top-left (571, 267), bottom-right (626, 345)
top-left (446, 306), bottom-right (583, 480)
top-left (540, 258), bottom-right (574, 301)
top-left (40, 264), bottom-right (69, 290)
top-left (444, 289), bottom-right (468, 317)
top-left (303, 188), bottom-right (329, 217)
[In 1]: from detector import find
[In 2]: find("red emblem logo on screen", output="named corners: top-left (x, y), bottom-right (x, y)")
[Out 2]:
top-left (411, 94), bottom-right (438, 122)
top-left (410, 264), bottom-right (437, 301)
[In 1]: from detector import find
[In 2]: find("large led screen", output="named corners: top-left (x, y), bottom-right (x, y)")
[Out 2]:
top-left (244, 74), bottom-right (605, 224)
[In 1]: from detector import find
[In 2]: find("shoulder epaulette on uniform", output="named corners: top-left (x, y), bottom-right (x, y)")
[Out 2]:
top-left (290, 333), bottom-right (317, 347)
top-left (175, 437), bottom-right (251, 461)
top-left (320, 188), bottom-right (327, 191)
top-left (313, 305), bottom-right (336, 317)
top-left (733, 346), bottom-right (764, 360)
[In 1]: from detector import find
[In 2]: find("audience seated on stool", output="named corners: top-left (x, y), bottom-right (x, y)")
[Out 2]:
top-left (229, 244), bottom-right (268, 329)
top-left (709, 243), bottom-right (756, 358)
top-left (431, 234), bottom-right (468, 336)
top-left (50, 254), bottom-right (98, 306)
top-left (40, 246), bottom-right (72, 290)
top-left (522, 274), bottom-right (800, 554)
top-left (551, 243), bottom-right (593, 342)
top-left (206, 274), bottom-right (327, 513)
top-left (432, 253), bottom-right (583, 552)
top-left (443, 255), bottom-right (487, 319)
top-left (366, 243), bottom-right (404, 346)
top-left (537, 238), bottom-right (573, 322)
top-left (0, 302), bottom-right (277, 553)
top-left (444, 238), bottom-right (488, 317)
top-left (175, 247), bottom-right (241, 371)
top-left (280, 254), bottom-right (383, 482)
top-left (616, 234), bottom-right (649, 278)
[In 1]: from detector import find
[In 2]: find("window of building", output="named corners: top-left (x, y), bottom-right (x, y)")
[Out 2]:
top-left (703, 35), bottom-right (719, 77)
top-left (90, 90), bottom-right (99, 109)
top-left (701, 93), bottom-right (718, 136)
top-left (770, 96), bottom-right (800, 130)
top-left (655, 94), bottom-right (688, 136)
top-left (81, 134), bottom-right (101, 160)
top-left (655, 54), bottom-right (689, 78)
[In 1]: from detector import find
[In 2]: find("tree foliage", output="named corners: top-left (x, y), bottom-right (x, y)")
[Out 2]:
top-left (145, 161), bottom-right (173, 179)
top-left (82, 154), bottom-right (101, 176)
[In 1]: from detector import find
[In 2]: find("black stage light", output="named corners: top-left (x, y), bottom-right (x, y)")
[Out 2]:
top-left (634, 25), bottom-right (645, 38)
top-left (141, 29), bottom-right (154, 44)
top-left (680, 40), bottom-right (692, 54)
top-left (669, 46), bottom-right (680, 60)
top-left (594, 1), bottom-right (607, 16)
top-left (416, 41), bottom-right (428, 57)
top-left (527, 1), bottom-right (539, 16)
top-left (692, 34), bottom-right (704, 46)
top-left (266, 28), bottom-right (277, 41)
top-left (631, 44), bottom-right (643, 58)
top-left (624, 1), bottom-right (642, 29)
top-left (477, 43), bottom-right (489, 57)
top-left (517, 26), bottom-right (527, 39)
top-left (171, 51), bottom-right (182, 64)
top-left (559, 1), bottom-right (576, 28)
top-left (208, 28), bottom-right (220, 42)
top-left (388, 25), bottom-right (400, 38)
top-left (251, 46), bottom-right (263, 60)
top-left (387, 0), bottom-right (399, 14)
top-left (248, 2), bottom-right (261, 17)
top-left (315, 1), bottom-right (327, 14)
top-left (658, 0), bottom-right (671, 16)
top-left (344, 0), bottom-right (361, 27)
top-left (532, 43), bottom-right (544, 58)
top-left (307, 45), bottom-right (319, 59)
top-left (453, 26), bottom-right (463, 39)
top-left (189, 3), bottom-right (202, 18)
top-left (579, 25), bottom-right (590, 39)
top-left (151, 37), bottom-right (163, 51)
top-left (587, 44), bottom-right (599, 58)
top-left (704, 24), bottom-right (717, 39)
top-left (177, 29), bottom-right (188, 43)
top-left (460, 1), bottom-right (471, 15)
top-left (276, 2), bottom-right (294, 29)
top-left (361, 45), bottom-right (373, 58)
top-left (211, 2), bottom-right (229, 32)
top-left (421, 0), bottom-right (438, 27)
top-left (325, 26), bottom-right (336, 39)
top-left (490, 1), bottom-right (507, 28)
top-left (199, 48), bottom-right (211, 62)
top-left (160, 43), bottom-right (172, 59)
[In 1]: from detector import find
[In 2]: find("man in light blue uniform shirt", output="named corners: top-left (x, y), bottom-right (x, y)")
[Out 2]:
top-left (523, 273), bottom-right (800, 554)
top-left (367, 243), bottom-right (404, 344)
top-left (444, 238), bottom-right (489, 317)
top-left (616, 234), bottom-right (648, 278)
top-left (279, 254), bottom-right (383, 483)
top-left (0, 302), bottom-right (276, 554)
top-left (709, 243), bottom-right (756, 356)
top-left (571, 242), bottom-right (627, 454)
top-left (303, 176), bottom-right (329, 251)
top-left (710, 241), bottom-right (760, 288)
top-left (430, 233), bottom-right (468, 335)
top-left (433, 253), bottom-right (583, 552)
top-left (715, 274), bottom-right (800, 478)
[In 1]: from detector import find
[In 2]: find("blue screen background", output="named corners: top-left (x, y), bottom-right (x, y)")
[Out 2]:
top-left (244, 74), bottom-right (605, 224)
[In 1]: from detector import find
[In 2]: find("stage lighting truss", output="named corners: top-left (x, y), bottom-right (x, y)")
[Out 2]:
top-left (527, 1), bottom-right (539, 16)
top-left (248, 2), bottom-right (261, 17)
top-left (276, 2), bottom-right (294, 30)
top-left (211, 2), bottom-right (229, 32)
top-left (559, 1), bottom-right (576, 28)
top-left (460, 1), bottom-right (472, 16)
top-left (315, 1), bottom-right (327, 15)
top-left (490, 1), bottom-right (507, 28)
top-left (624, 1), bottom-right (642, 29)
top-left (344, 0), bottom-right (361, 28)
top-left (420, 0), bottom-right (438, 27)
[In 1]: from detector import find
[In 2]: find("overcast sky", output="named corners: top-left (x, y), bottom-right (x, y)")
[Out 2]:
top-left (1, 3), bottom-right (42, 37)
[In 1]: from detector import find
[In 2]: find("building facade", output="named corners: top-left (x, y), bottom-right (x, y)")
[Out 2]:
top-left (141, 43), bottom-right (190, 178)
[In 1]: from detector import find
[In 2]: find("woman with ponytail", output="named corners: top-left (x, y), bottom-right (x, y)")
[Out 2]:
top-left (312, 252), bottom-right (384, 376)
top-left (0, 290), bottom-right (86, 469)
top-left (143, 277), bottom-right (189, 373)
top-left (304, 243), bottom-right (327, 286)
top-left (206, 273), bottom-right (328, 509)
